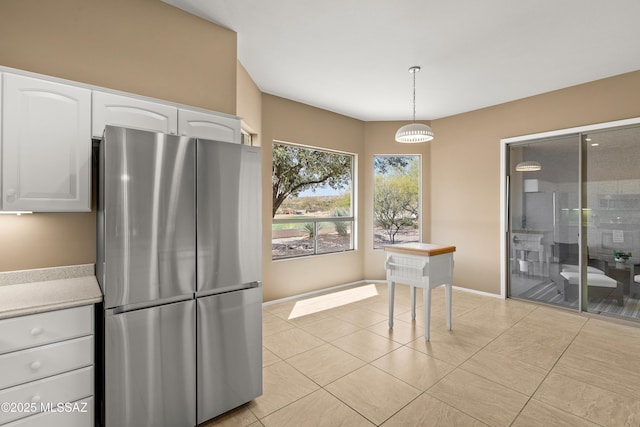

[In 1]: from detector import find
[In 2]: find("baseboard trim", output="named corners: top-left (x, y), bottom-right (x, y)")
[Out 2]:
top-left (263, 279), bottom-right (501, 306)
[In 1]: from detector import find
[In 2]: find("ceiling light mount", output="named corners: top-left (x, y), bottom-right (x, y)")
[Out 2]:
top-left (395, 65), bottom-right (434, 143)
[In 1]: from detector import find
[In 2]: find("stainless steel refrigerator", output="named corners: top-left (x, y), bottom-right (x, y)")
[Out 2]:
top-left (96, 126), bottom-right (262, 427)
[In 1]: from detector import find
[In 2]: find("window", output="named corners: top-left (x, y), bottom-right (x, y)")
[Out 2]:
top-left (272, 142), bottom-right (355, 259)
top-left (373, 155), bottom-right (420, 249)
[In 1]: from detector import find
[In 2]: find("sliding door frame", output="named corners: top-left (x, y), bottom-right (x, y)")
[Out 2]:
top-left (500, 117), bottom-right (640, 310)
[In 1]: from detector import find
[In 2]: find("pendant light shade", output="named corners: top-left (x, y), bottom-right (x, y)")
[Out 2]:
top-left (396, 66), bottom-right (434, 143)
top-left (515, 160), bottom-right (542, 172)
top-left (395, 123), bottom-right (434, 143)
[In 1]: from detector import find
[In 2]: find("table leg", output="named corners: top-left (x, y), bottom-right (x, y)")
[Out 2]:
top-left (445, 284), bottom-right (452, 331)
top-left (410, 285), bottom-right (416, 320)
top-left (424, 286), bottom-right (432, 341)
top-left (388, 281), bottom-right (395, 328)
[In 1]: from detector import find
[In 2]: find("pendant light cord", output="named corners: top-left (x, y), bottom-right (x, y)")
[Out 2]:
top-left (412, 70), bottom-right (416, 123)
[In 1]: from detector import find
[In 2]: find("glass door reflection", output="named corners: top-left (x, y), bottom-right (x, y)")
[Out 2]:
top-left (508, 135), bottom-right (580, 309)
top-left (584, 126), bottom-right (640, 318)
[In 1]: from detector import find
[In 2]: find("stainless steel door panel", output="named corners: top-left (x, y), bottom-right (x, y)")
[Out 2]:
top-left (197, 287), bottom-right (262, 423)
top-left (101, 126), bottom-right (196, 308)
top-left (105, 300), bottom-right (196, 427)
top-left (197, 141), bottom-right (261, 293)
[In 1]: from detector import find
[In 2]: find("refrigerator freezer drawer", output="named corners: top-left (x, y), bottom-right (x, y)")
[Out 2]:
top-left (105, 300), bottom-right (196, 427)
top-left (197, 286), bottom-right (262, 423)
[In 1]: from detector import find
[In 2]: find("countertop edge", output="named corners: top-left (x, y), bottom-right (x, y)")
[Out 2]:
top-left (0, 274), bottom-right (103, 320)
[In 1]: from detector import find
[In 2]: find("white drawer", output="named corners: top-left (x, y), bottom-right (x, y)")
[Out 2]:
top-left (0, 337), bottom-right (93, 390)
top-left (0, 306), bottom-right (93, 355)
top-left (0, 366), bottom-right (93, 425)
top-left (3, 396), bottom-right (93, 427)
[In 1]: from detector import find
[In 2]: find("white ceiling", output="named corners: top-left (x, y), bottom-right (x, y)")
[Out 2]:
top-left (162, 0), bottom-right (640, 121)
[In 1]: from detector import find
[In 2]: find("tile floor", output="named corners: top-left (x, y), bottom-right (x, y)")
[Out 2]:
top-left (204, 282), bottom-right (640, 426)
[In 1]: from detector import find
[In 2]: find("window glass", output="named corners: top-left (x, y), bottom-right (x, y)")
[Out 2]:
top-left (272, 142), bottom-right (354, 259)
top-left (373, 155), bottom-right (420, 249)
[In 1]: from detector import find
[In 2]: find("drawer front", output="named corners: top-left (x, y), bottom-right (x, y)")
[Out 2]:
top-left (0, 367), bottom-right (93, 425)
top-left (0, 337), bottom-right (93, 390)
top-left (0, 306), bottom-right (93, 355)
top-left (3, 396), bottom-right (93, 427)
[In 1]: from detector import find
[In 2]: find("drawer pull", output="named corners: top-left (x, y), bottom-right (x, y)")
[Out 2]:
top-left (30, 361), bottom-right (42, 371)
top-left (31, 395), bottom-right (41, 404)
top-left (31, 327), bottom-right (43, 336)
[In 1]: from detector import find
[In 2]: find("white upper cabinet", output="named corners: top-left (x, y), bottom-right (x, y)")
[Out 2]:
top-left (92, 91), bottom-right (178, 138)
top-left (178, 108), bottom-right (241, 144)
top-left (2, 73), bottom-right (91, 212)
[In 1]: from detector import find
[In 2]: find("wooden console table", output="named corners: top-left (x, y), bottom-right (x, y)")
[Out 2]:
top-left (384, 243), bottom-right (456, 340)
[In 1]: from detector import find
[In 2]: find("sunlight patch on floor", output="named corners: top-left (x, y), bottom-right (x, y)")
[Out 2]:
top-left (288, 284), bottom-right (379, 319)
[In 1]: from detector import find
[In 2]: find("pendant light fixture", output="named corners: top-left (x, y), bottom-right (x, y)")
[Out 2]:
top-left (515, 161), bottom-right (542, 172)
top-left (395, 66), bottom-right (434, 143)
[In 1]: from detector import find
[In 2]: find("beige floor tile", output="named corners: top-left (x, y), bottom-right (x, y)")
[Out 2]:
top-left (371, 346), bottom-right (456, 391)
top-left (286, 343), bottom-right (366, 386)
top-left (381, 393), bottom-right (488, 427)
top-left (263, 328), bottom-right (325, 360)
top-left (533, 372), bottom-right (640, 427)
top-left (263, 347), bottom-right (281, 367)
top-left (263, 312), bottom-right (296, 337)
top-left (367, 318), bottom-right (425, 344)
top-left (248, 361), bottom-right (319, 419)
top-left (553, 345), bottom-right (640, 399)
top-left (407, 328), bottom-right (483, 366)
top-left (263, 301), bottom-right (297, 318)
top-left (300, 316), bottom-right (362, 341)
top-left (201, 404), bottom-right (258, 426)
top-left (361, 298), bottom-right (411, 316)
top-left (518, 305), bottom-right (587, 335)
top-left (325, 365), bottom-right (421, 425)
top-left (261, 389), bottom-right (374, 427)
top-left (483, 323), bottom-right (576, 370)
top-left (285, 311), bottom-right (332, 327)
top-left (457, 298), bottom-right (535, 334)
top-left (332, 307), bottom-right (388, 328)
top-left (426, 369), bottom-right (529, 427)
top-left (331, 330), bottom-right (402, 362)
top-left (460, 348), bottom-right (547, 396)
top-left (512, 400), bottom-right (599, 427)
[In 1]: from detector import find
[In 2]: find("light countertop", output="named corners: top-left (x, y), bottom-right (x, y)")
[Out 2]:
top-left (0, 264), bottom-right (103, 320)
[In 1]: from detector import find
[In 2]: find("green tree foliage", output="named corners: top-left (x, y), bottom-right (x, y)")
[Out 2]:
top-left (374, 156), bottom-right (420, 243)
top-left (272, 144), bottom-right (352, 217)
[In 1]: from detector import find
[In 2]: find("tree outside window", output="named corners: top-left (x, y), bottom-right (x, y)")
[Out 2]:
top-left (272, 142), bottom-right (354, 259)
top-left (373, 155), bottom-right (420, 249)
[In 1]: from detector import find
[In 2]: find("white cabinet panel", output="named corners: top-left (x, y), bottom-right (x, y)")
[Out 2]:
top-left (3, 397), bottom-right (93, 427)
top-left (0, 306), bottom-right (93, 355)
top-left (0, 336), bottom-right (93, 390)
top-left (0, 367), bottom-right (92, 425)
top-left (178, 108), bottom-right (241, 143)
top-left (93, 91), bottom-right (178, 137)
top-left (2, 74), bottom-right (91, 212)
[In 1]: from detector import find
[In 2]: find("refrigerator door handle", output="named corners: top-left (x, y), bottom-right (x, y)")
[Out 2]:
top-left (195, 281), bottom-right (261, 299)
top-left (107, 294), bottom-right (195, 315)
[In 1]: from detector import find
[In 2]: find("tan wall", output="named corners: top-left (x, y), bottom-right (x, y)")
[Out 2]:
top-left (0, 0), bottom-right (237, 272)
top-left (236, 62), bottom-right (262, 145)
top-left (261, 94), bottom-right (365, 301)
top-left (430, 70), bottom-right (640, 295)
top-left (362, 121), bottom-right (432, 279)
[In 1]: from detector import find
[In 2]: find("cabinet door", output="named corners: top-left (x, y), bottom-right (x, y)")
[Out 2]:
top-left (2, 74), bottom-right (91, 212)
top-left (92, 91), bottom-right (178, 138)
top-left (178, 108), bottom-right (241, 143)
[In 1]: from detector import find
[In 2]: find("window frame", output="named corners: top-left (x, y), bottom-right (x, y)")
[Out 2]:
top-left (271, 140), bottom-right (356, 260)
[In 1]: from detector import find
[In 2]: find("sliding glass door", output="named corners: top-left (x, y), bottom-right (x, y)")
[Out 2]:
top-left (583, 126), bottom-right (640, 318)
top-left (507, 122), bottom-right (640, 321)
top-left (508, 135), bottom-right (580, 309)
